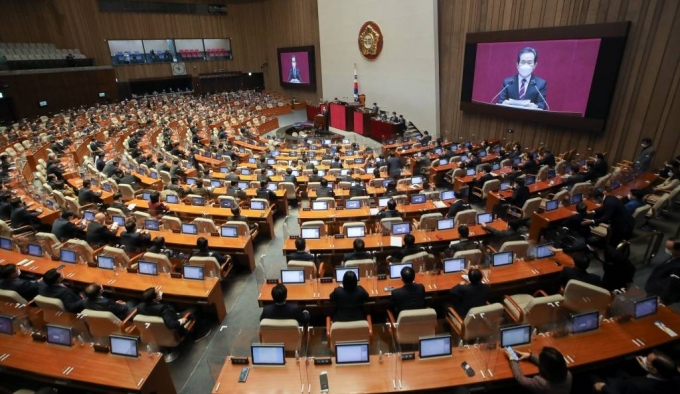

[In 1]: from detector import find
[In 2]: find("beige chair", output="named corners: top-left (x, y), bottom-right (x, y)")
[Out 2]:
top-left (161, 215), bottom-right (182, 232)
top-left (369, 178), bottom-right (384, 188)
top-left (33, 295), bottom-right (76, 327)
top-left (399, 251), bottom-right (431, 272)
top-left (562, 279), bottom-right (612, 316)
top-left (259, 319), bottom-right (304, 352)
top-left (102, 245), bottom-right (138, 269)
top-left (132, 211), bottom-right (151, 228)
top-left (447, 303), bottom-right (506, 342)
top-left (141, 252), bottom-right (174, 274)
top-left (570, 182), bottom-right (592, 199)
top-left (387, 308), bottom-right (437, 345)
top-left (344, 259), bottom-right (376, 277)
top-left (593, 175), bottom-right (610, 190)
top-left (64, 239), bottom-right (97, 263)
top-left (380, 217), bottom-right (403, 232)
top-left (507, 197), bottom-right (542, 221)
top-left (288, 260), bottom-right (317, 279)
top-left (0, 289), bottom-right (28, 305)
top-left (536, 165), bottom-right (549, 181)
top-left (301, 220), bottom-right (327, 237)
top-left (80, 309), bottom-right (135, 344)
top-left (226, 220), bottom-right (257, 238)
top-left (194, 218), bottom-right (219, 234)
top-left (34, 232), bottom-right (63, 259)
top-left (453, 209), bottom-right (477, 226)
top-left (504, 292), bottom-right (565, 330)
top-left (453, 249), bottom-right (482, 266)
top-left (315, 197), bottom-right (336, 209)
top-left (107, 207), bottom-right (127, 219)
top-left (326, 317), bottom-right (372, 348)
top-left (498, 240), bottom-right (530, 259)
top-left (187, 256), bottom-right (231, 279)
top-left (280, 182), bottom-right (298, 202)
top-left (471, 179), bottom-right (500, 200)
top-left (133, 314), bottom-right (192, 363)
top-left (117, 184), bottom-right (137, 201)
top-left (417, 213), bottom-right (442, 231)
top-left (342, 222), bottom-right (366, 237)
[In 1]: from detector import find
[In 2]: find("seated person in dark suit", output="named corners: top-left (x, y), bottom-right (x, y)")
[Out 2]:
top-left (521, 157), bottom-right (539, 175)
top-left (585, 189), bottom-right (634, 247)
top-left (349, 178), bottom-right (367, 197)
top-left (229, 206), bottom-right (257, 232)
top-left (260, 283), bottom-right (309, 325)
top-left (191, 237), bottom-right (228, 265)
top-left (447, 225), bottom-right (481, 254)
top-left (446, 191), bottom-right (469, 219)
top-left (86, 213), bottom-right (118, 247)
top-left (593, 350), bottom-right (679, 394)
top-left (283, 168), bottom-right (298, 186)
top-left (330, 157), bottom-right (343, 169)
top-left (83, 283), bottom-right (133, 320)
top-left (255, 181), bottom-right (277, 203)
top-left (645, 239), bottom-right (680, 304)
top-left (343, 239), bottom-right (372, 263)
top-left (449, 268), bottom-right (489, 317)
top-left (562, 203), bottom-right (591, 238)
top-left (38, 268), bottom-right (84, 313)
top-left (109, 192), bottom-right (131, 214)
top-left (137, 287), bottom-right (211, 341)
top-left (0, 264), bottom-right (39, 301)
top-left (559, 255), bottom-right (602, 289)
top-left (329, 270), bottom-right (369, 322)
top-left (119, 218), bottom-right (151, 253)
top-left (563, 164), bottom-right (586, 187)
top-left (46, 158), bottom-right (65, 181)
top-left (226, 180), bottom-right (247, 200)
top-left (308, 169), bottom-right (323, 183)
top-left (496, 177), bottom-right (530, 216)
top-left (315, 178), bottom-right (335, 198)
top-left (9, 197), bottom-right (46, 232)
top-left (388, 234), bottom-right (422, 262)
top-left (78, 180), bottom-right (103, 206)
top-left (389, 266), bottom-right (426, 318)
top-left (585, 236), bottom-right (635, 291)
top-left (377, 198), bottom-right (401, 219)
top-left (480, 220), bottom-right (525, 245)
top-left (288, 238), bottom-right (316, 262)
top-left (51, 210), bottom-right (86, 242)
top-left (0, 193), bottom-right (13, 221)
top-left (538, 149), bottom-right (556, 167)
top-left (166, 177), bottom-right (188, 199)
top-left (473, 165), bottom-right (495, 188)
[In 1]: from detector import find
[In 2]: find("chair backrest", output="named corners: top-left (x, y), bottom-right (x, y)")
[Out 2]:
top-left (342, 222), bottom-right (366, 236)
top-left (64, 196), bottom-right (82, 215)
top-left (461, 303), bottom-right (505, 341)
top-left (395, 308), bottom-right (437, 344)
top-left (593, 175), bottom-right (610, 189)
top-left (0, 289), bottom-right (28, 304)
top-left (194, 218), bottom-right (218, 234)
top-left (33, 294), bottom-right (66, 311)
top-left (103, 245), bottom-right (132, 268)
top-left (329, 320), bottom-right (371, 348)
top-left (563, 279), bottom-right (612, 316)
top-left (133, 314), bottom-right (181, 348)
top-left (80, 309), bottom-right (123, 342)
top-left (380, 217), bottom-right (403, 232)
top-left (419, 213), bottom-right (442, 231)
top-left (259, 318), bottom-right (302, 352)
top-left (142, 252), bottom-right (173, 273)
top-left (288, 260), bottom-right (317, 279)
top-left (35, 232), bottom-right (61, 258)
top-left (499, 241), bottom-right (530, 259)
top-left (652, 193), bottom-right (670, 213)
top-left (479, 179), bottom-right (500, 198)
top-left (453, 249), bottom-right (482, 266)
top-left (570, 182), bottom-right (592, 198)
top-left (536, 166), bottom-right (549, 181)
top-left (519, 197), bottom-right (543, 220)
top-left (344, 259), bottom-right (376, 277)
top-left (454, 209), bottom-right (477, 226)
top-left (523, 294), bottom-right (565, 329)
top-left (187, 256), bottom-right (220, 278)
top-left (632, 205), bottom-right (651, 228)
top-left (0, 220), bottom-right (10, 238)
top-left (301, 220), bottom-right (326, 237)
top-left (161, 215), bottom-right (182, 231)
top-left (64, 239), bottom-right (95, 263)
top-left (280, 182), bottom-right (296, 199)
top-left (133, 211), bottom-right (151, 227)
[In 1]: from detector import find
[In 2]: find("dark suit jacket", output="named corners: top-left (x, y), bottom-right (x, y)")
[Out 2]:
top-left (288, 67), bottom-right (302, 82)
top-left (343, 251), bottom-right (372, 263)
top-left (497, 75), bottom-right (547, 109)
top-left (86, 221), bottom-right (118, 247)
top-left (509, 185), bottom-right (530, 207)
top-left (601, 246), bottom-right (636, 291)
top-left (0, 201), bottom-right (12, 221)
top-left (449, 239), bottom-right (480, 254)
top-left (38, 283), bottom-right (84, 313)
top-left (562, 213), bottom-right (591, 238)
top-left (316, 187), bottom-right (335, 198)
top-left (0, 277), bottom-right (39, 300)
top-left (120, 231), bottom-right (151, 253)
top-left (83, 296), bottom-right (130, 320)
top-left (449, 282), bottom-right (489, 317)
top-left (330, 161), bottom-right (343, 169)
top-left (137, 301), bottom-right (184, 332)
top-left (475, 173), bottom-right (495, 188)
top-left (329, 286), bottom-right (370, 322)
top-left (560, 267), bottom-right (602, 288)
top-left (78, 188), bottom-right (102, 205)
top-left (287, 251), bottom-right (316, 263)
top-left (52, 218), bottom-right (85, 242)
top-left (538, 153), bottom-right (556, 167)
top-left (260, 302), bottom-right (307, 325)
top-left (386, 157), bottom-right (402, 178)
top-left (349, 185), bottom-right (367, 197)
top-left (593, 196), bottom-right (634, 238)
top-left (644, 257), bottom-right (680, 303)
top-left (377, 209), bottom-right (401, 220)
top-left (389, 283), bottom-right (426, 317)
top-left (10, 207), bottom-right (41, 229)
top-left (447, 200), bottom-right (468, 218)
top-left (602, 374), bottom-right (679, 394)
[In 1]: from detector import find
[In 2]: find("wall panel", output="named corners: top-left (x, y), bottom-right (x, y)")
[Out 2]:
top-left (439, 0), bottom-right (680, 168)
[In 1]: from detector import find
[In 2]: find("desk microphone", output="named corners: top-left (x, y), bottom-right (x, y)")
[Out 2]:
top-left (490, 81), bottom-right (514, 104)
top-left (530, 81), bottom-right (550, 110)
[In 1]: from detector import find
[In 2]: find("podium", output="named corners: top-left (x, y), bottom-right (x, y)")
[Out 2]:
top-left (330, 103), bottom-right (360, 131)
top-left (370, 119), bottom-right (400, 141)
top-left (314, 114), bottom-right (327, 130)
top-left (353, 110), bottom-right (372, 135)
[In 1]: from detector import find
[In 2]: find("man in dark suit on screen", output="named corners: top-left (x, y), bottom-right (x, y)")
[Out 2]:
top-left (288, 56), bottom-right (302, 83)
top-left (497, 47), bottom-right (548, 110)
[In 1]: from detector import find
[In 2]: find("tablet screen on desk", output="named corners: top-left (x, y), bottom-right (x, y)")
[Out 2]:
top-left (150, 172), bottom-right (158, 179)
top-left (392, 222), bottom-right (411, 235)
top-left (138, 261), bottom-right (158, 276)
top-left (211, 180), bottom-right (223, 188)
top-left (346, 226), bottom-right (365, 238)
top-left (571, 193), bottom-right (583, 205)
top-left (280, 269), bottom-right (305, 284)
top-left (335, 342), bottom-right (370, 365)
top-left (251, 200), bottom-right (265, 210)
top-left (46, 200), bottom-right (55, 210)
top-left (301, 228), bottom-right (320, 239)
top-left (60, 249), bottom-right (77, 264)
top-left (634, 296), bottom-right (658, 319)
top-left (500, 324), bottom-right (531, 348)
top-left (112, 215), bottom-right (126, 226)
top-left (102, 183), bottom-right (112, 192)
top-left (219, 199), bottom-right (234, 208)
top-left (142, 192), bottom-right (151, 201)
top-left (220, 225), bottom-right (239, 238)
top-left (312, 201), bottom-right (328, 211)
top-left (547, 169), bottom-right (556, 179)
top-left (28, 243), bottom-right (43, 258)
top-left (83, 211), bottom-right (95, 221)
top-left (378, 197), bottom-right (391, 207)
top-left (411, 176), bottom-right (423, 185)
top-left (411, 194), bottom-right (426, 204)
top-left (477, 213), bottom-right (493, 224)
top-left (525, 176), bottom-right (536, 186)
top-left (267, 183), bottom-right (278, 191)
top-left (443, 258), bottom-right (465, 274)
top-left (437, 218), bottom-right (454, 231)
top-left (390, 263), bottom-right (413, 279)
top-left (419, 335), bottom-right (452, 359)
top-left (251, 344), bottom-right (285, 366)
top-left (336, 267), bottom-right (360, 282)
top-left (466, 169), bottom-right (476, 176)
top-left (166, 195), bottom-right (179, 204)
top-left (192, 197), bottom-right (205, 206)
top-left (571, 311), bottom-right (599, 334)
top-left (536, 243), bottom-right (554, 259)
top-left (441, 191), bottom-right (455, 201)
top-left (183, 265), bottom-right (205, 280)
top-left (110, 335), bottom-right (139, 358)
top-left (492, 251), bottom-right (514, 267)
top-left (46, 324), bottom-right (72, 347)
top-left (144, 219), bottom-right (160, 231)
top-left (241, 169), bottom-right (252, 175)
top-left (545, 200), bottom-right (559, 212)
top-left (500, 182), bottom-right (511, 191)
top-left (382, 180), bottom-right (391, 188)
top-left (181, 223), bottom-right (198, 235)
top-left (0, 315), bottom-right (13, 335)
top-left (492, 163), bottom-right (501, 171)
top-left (97, 255), bottom-right (115, 270)
top-left (0, 237), bottom-right (12, 251)
top-left (186, 178), bottom-right (197, 186)
top-left (345, 200), bottom-right (361, 209)
top-left (220, 166), bottom-right (229, 173)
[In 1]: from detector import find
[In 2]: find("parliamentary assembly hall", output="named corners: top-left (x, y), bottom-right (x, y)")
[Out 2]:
top-left (0, 0), bottom-right (679, 393)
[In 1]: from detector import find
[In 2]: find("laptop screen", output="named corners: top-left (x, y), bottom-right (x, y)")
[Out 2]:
top-left (138, 261), bottom-right (158, 276)
top-left (267, 183), bottom-right (278, 191)
top-left (500, 324), bottom-right (531, 348)
top-left (220, 226), bottom-right (239, 238)
top-left (536, 243), bottom-right (555, 259)
top-left (354, 158), bottom-right (364, 164)
top-left (166, 194), bottom-right (179, 204)
top-left (27, 243), bottom-right (43, 257)
top-left (211, 180), bottom-right (223, 188)
top-left (220, 166), bottom-right (229, 173)
top-left (0, 237), bottom-right (12, 251)
top-left (346, 226), bottom-right (365, 238)
top-left (525, 176), bottom-right (536, 186)
top-left (0, 315), bottom-right (13, 335)
top-left (241, 169), bottom-right (251, 175)
top-left (251, 200), bottom-right (265, 210)
top-left (419, 335), bottom-right (452, 359)
top-left (192, 197), bottom-right (204, 206)
top-left (466, 169), bottom-right (476, 176)
top-left (248, 158), bottom-right (257, 164)
top-left (301, 228), bottom-right (320, 239)
top-left (440, 159), bottom-right (449, 165)
top-left (477, 213), bottom-right (493, 224)
top-left (280, 269), bottom-right (305, 284)
top-left (183, 265), bottom-right (204, 280)
top-left (392, 222), bottom-right (411, 235)
top-left (60, 249), bottom-right (77, 264)
top-left (110, 335), bottom-right (139, 358)
top-left (97, 255), bottom-right (115, 270)
top-left (83, 211), bottom-right (95, 221)
top-left (142, 192), bottom-right (151, 201)
top-left (345, 200), bottom-right (361, 209)
top-left (186, 178), bottom-right (197, 186)
top-left (443, 258), bottom-right (465, 274)
top-left (382, 180), bottom-right (391, 188)
top-left (500, 182), bottom-right (511, 191)
top-left (291, 170), bottom-right (300, 177)
top-left (411, 194), bottom-right (426, 204)
top-left (634, 296), bottom-right (658, 319)
top-left (335, 342), bottom-right (370, 365)
top-left (389, 263), bottom-right (413, 279)
top-left (479, 150), bottom-right (487, 158)
top-left (441, 190), bottom-right (455, 201)
top-left (251, 344), bottom-right (286, 366)
top-left (112, 215), bottom-right (126, 226)
top-left (340, 169), bottom-right (350, 176)
top-left (150, 172), bottom-right (158, 179)
top-left (547, 169), bottom-right (556, 179)
top-left (492, 251), bottom-right (514, 267)
top-left (411, 176), bottom-right (423, 185)
top-left (181, 223), bottom-right (198, 235)
top-left (378, 197), bottom-right (391, 207)
top-left (144, 219), bottom-right (160, 231)
top-left (336, 267), bottom-right (360, 282)
top-left (545, 200), bottom-right (559, 212)
top-left (220, 199), bottom-right (234, 208)
top-left (437, 218), bottom-right (454, 231)
top-left (571, 193), bottom-right (583, 204)
top-left (312, 201), bottom-right (328, 211)
top-left (102, 183), bottom-right (112, 192)
top-left (571, 311), bottom-right (599, 334)
top-left (46, 324), bottom-right (72, 347)
top-left (492, 163), bottom-right (501, 171)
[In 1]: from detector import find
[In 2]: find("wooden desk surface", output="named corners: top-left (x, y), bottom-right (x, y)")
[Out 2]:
top-left (0, 333), bottom-right (176, 394)
top-left (215, 305), bottom-right (680, 393)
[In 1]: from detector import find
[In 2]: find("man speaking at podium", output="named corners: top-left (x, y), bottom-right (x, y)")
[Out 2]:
top-left (497, 47), bottom-right (547, 110)
top-left (288, 56), bottom-right (302, 83)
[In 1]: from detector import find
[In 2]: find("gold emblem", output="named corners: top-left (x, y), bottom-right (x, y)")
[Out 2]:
top-left (358, 22), bottom-right (383, 60)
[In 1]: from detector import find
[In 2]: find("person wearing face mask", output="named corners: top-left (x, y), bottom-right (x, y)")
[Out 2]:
top-left (634, 137), bottom-right (656, 172)
top-left (644, 239), bottom-right (680, 304)
top-left (137, 287), bottom-right (211, 343)
top-left (0, 264), bottom-right (40, 301)
top-left (592, 349), bottom-right (678, 394)
top-left (654, 165), bottom-right (680, 191)
top-left (497, 47), bottom-right (548, 110)
top-left (623, 189), bottom-right (646, 215)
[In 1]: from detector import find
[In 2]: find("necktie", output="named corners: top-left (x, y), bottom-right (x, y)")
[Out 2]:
top-left (519, 79), bottom-right (526, 99)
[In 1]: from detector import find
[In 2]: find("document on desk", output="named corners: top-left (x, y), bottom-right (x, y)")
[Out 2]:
top-left (127, 203), bottom-right (137, 211)
top-left (390, 237), bottom-right (402, 247)
top-left (433, 201), bottom-right (447, 209)
top-left (369, 208), bottom-right (380, 216)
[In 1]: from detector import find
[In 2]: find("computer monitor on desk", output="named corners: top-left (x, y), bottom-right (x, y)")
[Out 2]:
top-left (443, 258), bottom-right (465, 274)
top-left (220, 225), bottom-right (239, 238)
top-left (570, 193), bottom-right (583, 205)
top-left (437, 218), bottom-right (454, 231)
top-left (97, 255), bottom-right (115, 270)
top-left (570, 311), bottom-right (599, 334)
top-left (346, 226), bottom-right (365, 238)
top-left (0, 315), bottom-right (13, 335)
top-left (335, 342), bottom-right (370, 365)
top-left (390, 263), bottom-right (413, 279)
top-left (536, 243), bottom-right (555, 259)
top-left (181, 223), bottom-right (198, 235)
top-left (477, 213), bottom-right (493, 225)
top-left (0, 237), bottom-right (12, 251)
top-left (301, 228), bottom-right (320, 239)
top-left (138, 261), bottom-right (158, 276)
top-left (391, 222), bottom-right (411, 235)
top-left (545, 200), bottom-right (559, 212)
top-left (183, 265), bottom-right (205, 280)
top-left (46, 324), bottom-right (72, 347)
top-left (165, 195), bottom-right (179, 204)
top-left (251, 200), bottom-right (266, 210)
top-left (110, 335), bottom-right (139, 358)
top-left (492, 251), bottom-right (514, 267)
top-left (251, 344), bottom-right (286, 366)
top-left (411, 194), bottom-right (426, 204)
top-left (27, 244), bottom-right (43, 258)
top-left (144, 219), bottom-right (160, 231)
top-left (419, 335), bottom-right (452, 359)
top-left (280, 269), bottom-right (305, 284)
top-left (378, 197), bottom-right (391, 207)
top-left (345, 200), bottom-right (361, 209)
top-left (500, 324), bottom-right (531, 348)
top-left (634, 296), bottom-right (658, 319)
top-left (336, 267), bottom-right (360, 282)
top-left (60, 249), bottom-right (78, 264)
top-left (112, 215), bottom-right (125, 226)
top-left (525, 175), bottom-right (537, 186)
top-left (312, 201), bottom-right (328, 211)
top-left (441, 190), bottom-right (455, 201)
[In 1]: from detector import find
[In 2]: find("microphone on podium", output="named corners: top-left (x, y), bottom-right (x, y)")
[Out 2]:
top-left (490, 80), bottom-right (514, 104)
top-left (530, 81), bottom-right (549, 110)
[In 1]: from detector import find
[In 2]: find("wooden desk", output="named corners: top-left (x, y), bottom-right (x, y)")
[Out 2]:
top-left (485, 177), bottom-right (567, 212)
top-left (0, 250), bottom-right (227, 321)
top-left (127, 199), bottom-right (276, 239)
top-left (527, 200), bottom-right (600, 241)
top-left (0, 334), bottom-right (176, 394)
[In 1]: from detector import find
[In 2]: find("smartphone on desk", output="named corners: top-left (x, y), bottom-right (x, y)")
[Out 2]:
top-left (320, 371), bottom-right (329, 393)
top-left (506, 346), bottom-right (519, 361)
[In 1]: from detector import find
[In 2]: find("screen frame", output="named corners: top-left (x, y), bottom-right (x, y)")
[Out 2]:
top-left (500, 324), bottom-right (532, 348)
top-left (109, 334), bottom-right (140, 358)
top-left (251, 343), bottom-right (286, 366)
top-left (277, 45), bottom-right (317, 90)
top-left (418, 335), bottom-right (453, 359)
top-left (570, 310), bottom-right (600, 334)
top-left (334, 341), bottom-right (371, 365)
top-left (389, 263), bottom-right (413, 279)
top-left (634, 296), bottom-right (658, 319)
